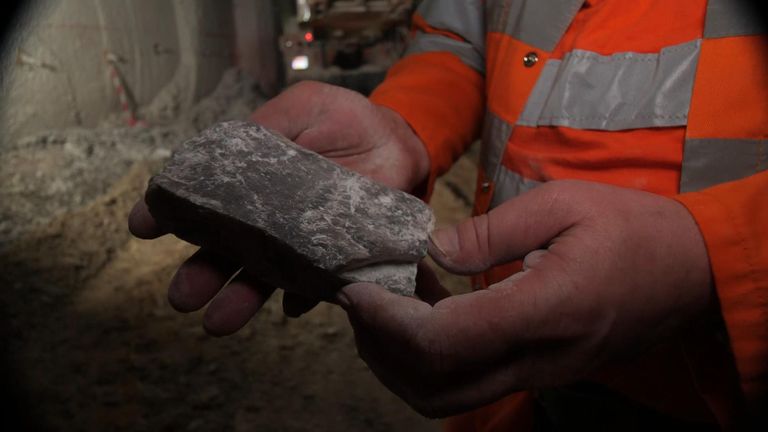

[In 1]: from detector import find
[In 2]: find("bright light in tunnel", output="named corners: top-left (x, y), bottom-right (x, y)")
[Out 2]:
top-left (291, 55), bottom-right (310, 71)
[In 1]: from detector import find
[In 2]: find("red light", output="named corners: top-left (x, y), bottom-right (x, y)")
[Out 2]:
top-left (304, 32), bottom-right (314, 43)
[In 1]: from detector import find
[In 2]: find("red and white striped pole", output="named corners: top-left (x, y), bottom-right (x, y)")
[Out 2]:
top-left (104, 51), bottom-right (144, 127)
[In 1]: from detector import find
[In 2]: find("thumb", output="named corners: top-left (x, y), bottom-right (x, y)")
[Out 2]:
top-left (428, 184), bottom-right (579, 275)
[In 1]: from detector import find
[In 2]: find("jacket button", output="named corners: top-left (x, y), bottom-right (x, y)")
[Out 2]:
top-left (523, 52), bottom-right (539, 67)
top-left (481, 182), bottom-right (491, 192)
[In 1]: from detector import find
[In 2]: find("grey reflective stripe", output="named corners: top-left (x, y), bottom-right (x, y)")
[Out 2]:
top-left (490, 166), bottom-right (541, 208)
top-left (517, 39), bottom-right (701, 131)
top-left (406, 34), bottom-right (485, 74)
top-left (417, 0), bottom-right (485, 53)
top-left (704, 0), bottom-right (768, 38)
top-left (480, 110), bottom-right (513, 180)
top-left (486, 0), bottom-right (584, 51)
top-left (518, 59), bottom-right (561, 126)
top-left (680, 138), bottom-right (768, 193)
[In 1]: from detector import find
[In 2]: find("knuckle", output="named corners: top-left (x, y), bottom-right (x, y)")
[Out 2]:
top-left (453, 214), bottom-right (492, 273)
top-left (471, 214), bottom-right (493, 259)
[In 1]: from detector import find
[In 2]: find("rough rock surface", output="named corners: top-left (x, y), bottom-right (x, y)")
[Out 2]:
top-left (146, 121), bottom-right (434, 296)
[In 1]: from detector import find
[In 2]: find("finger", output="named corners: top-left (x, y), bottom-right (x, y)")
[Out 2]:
top-left (203, 273), bottom-right (276, 337)
top-left (428, 183), bottom-right (578, 275)
top-left (348, 300), bottom-right (542, 419)
top-left (410, 329), bottom-right (601, 419)
top-left (168, 248), bottom-right (240, 312)
top-left (350, 323), bottom-right (420, 408)
top-left (337, 283), bottom-right (432, 360)
top-left (128, 199), bottom-right (166, 239)
top-left (282, 291), bottom-right (320, 318)
top-left (348, 304), bottom-right (536, 419)
top-left (356, 323), bottom-right (569, 419)
top-left (340, 255), bottom-right (574, 375)
top-left (415, 262), bottom-right (451, 306)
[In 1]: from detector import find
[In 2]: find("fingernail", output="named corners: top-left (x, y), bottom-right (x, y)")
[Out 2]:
top-left (428, 228), bottom-right (458, 260)
top-left (335, 288), bottom-right (351, 310)
top-left (335, 283), bottom-right (376, 311)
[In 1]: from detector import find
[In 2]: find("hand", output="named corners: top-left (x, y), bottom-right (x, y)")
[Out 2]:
top-left (128, 81), bottom-right (429, 335)
top-left (336, 180), bottom-right (716, 418)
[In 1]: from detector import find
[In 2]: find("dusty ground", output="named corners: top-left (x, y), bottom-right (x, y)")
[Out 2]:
top-left (0, 84), bottom-right (478, 430)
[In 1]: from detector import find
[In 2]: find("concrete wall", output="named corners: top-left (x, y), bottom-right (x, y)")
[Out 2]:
top-left (1, 0), bottom-right (238, 145)
top-left (234, 0), bottom-right (282, 97)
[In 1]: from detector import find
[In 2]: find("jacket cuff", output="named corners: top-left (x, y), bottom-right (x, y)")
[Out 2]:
top-left (675, 177), bottom-right (768, 409)
top-left (369, 52), bottom-right (484, 200)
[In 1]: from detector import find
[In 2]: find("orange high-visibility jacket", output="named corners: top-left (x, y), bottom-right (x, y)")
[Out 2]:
top-left (370, 0), bottom-right (767, 429)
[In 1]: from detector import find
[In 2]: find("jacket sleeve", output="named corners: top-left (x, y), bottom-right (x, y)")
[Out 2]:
top-left (675, 171), bottom-right (768, 411)
top-left (369, 0), bottom-right (486, 198)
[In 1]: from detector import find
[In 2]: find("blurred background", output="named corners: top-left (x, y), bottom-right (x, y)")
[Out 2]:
top-left (0, 1), bottom-right (476, 430)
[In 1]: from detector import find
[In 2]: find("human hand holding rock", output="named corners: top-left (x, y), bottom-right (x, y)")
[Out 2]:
top-left (128, 81), bottom-right (430, 335)
top-left (336, 180), bottom-right (717, 418)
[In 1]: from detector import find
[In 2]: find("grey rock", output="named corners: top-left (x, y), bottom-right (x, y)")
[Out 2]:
top-left (145, 121), bottom-right (434, 297)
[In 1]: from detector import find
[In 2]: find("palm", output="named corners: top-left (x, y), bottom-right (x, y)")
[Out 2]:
top-left (251, 81), bottom-right (425, 191)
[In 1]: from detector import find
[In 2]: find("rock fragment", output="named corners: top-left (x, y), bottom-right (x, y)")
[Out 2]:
top-left (145, 121), bottom-right (434, 297)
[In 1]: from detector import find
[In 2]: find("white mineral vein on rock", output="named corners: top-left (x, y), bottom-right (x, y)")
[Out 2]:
top-left (147, 121), bottom-right (435, 296)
